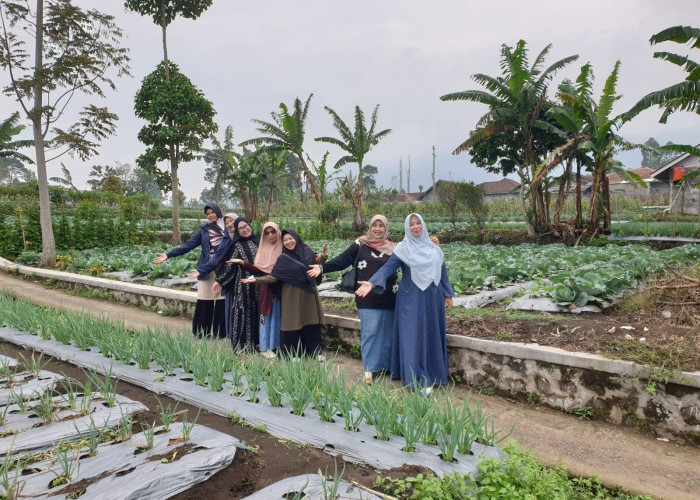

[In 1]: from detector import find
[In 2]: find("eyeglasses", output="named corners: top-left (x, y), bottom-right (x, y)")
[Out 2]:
top-left (237, 224), bottom-right (251, 231)
top-left (263, 229), bottom-right (276, 235)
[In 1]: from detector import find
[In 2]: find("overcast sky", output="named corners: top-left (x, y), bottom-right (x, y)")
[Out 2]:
top-left (3, 0), bottom-right (699, 200)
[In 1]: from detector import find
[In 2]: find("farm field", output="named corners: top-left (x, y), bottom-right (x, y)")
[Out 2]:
top-left (0, 275), bottom-right (696, 500)
top-left (14, 240), bottom-right (700, 309)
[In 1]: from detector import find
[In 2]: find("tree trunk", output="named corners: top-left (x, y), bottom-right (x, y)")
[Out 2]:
top-left (160, 0), bottom-right (169, 78)
top-left (587, 166), bottom-right (604, 234)
top-left (575, 162), bottom-right (583, 229)
top-left (554, 159), bottom-right (572, 224)
top-left (264, 188), bottom-right (274, 221)
top-left (519, 167), bottom-right (535, 237)
top-left (33, 0), bottom-right (56, 267)
top-left (170, 144), bottom-right (180, 245)
top-left (355, 161), bottom-right (365, 229)
top-left (602, 174), bottom-right (611, 233)
top-left (297, 154), bottom-right (321, 204)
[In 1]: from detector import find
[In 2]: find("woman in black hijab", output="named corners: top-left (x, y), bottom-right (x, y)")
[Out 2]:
top-left (242, 229), bottom-right (326, 357)
top-left (214, 217), bottom-right (260, 350)
top-left (154, 204), bottom-right (226, 338)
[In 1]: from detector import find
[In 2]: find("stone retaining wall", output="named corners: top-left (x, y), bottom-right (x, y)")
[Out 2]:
top-left (2, 258), bottom-right (698, 442)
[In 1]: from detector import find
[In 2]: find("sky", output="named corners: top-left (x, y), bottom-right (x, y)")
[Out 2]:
top-left (2, 0), bottom-right (699, 200)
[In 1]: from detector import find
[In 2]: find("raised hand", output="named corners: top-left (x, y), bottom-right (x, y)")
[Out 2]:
top-left (153, 253), bottom-right (167, 264)
top-left (187, 269), bottom-right (199, 280)
top-left (307, 264), bottom-right (321, 278)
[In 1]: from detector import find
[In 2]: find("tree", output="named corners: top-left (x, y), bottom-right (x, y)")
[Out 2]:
top-left (316, 104), bottom-right (392, 230)
top-left (641, 138), bottom-right (676, 169)
top-left (123, 165), bottom-right (163, 201)
top-left (0, 1), bottom-right (131, 266)
top-left (242, 94), bottom-right (322, 204)
top-left (86, 163), bottom-right (130, 191)
top-left (626, 26), bottom-right (700, 123)
top-left (440, 40), bottom-right (577, 236)
top-left (0, 111), bottom-right (34, 185)
top-left (134, 61), bottom-right (217, 244)
top-left (49, 163), bottom-right (79, 191)
top-left (435, 181), bottom-right (464, 229)
top-left (463, 181), bottom-right (488, 229)
top-left (101, 174), bottom-right (123, 195)
top-left (124, 0), bottom-right (212, 80)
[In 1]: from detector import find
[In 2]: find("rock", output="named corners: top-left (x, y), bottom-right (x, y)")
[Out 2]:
top-left (608, 327), bottom-right (616, 333)
top-left (643, 327), bottom-right (649, 332)
top-left (620, 325), bottom-right (635, 330)
top-left (624, 334), bottom-right (634, 340)
top-left (639, 337), bottom-right (646, 342)
top-left (662, 310), bottom-right (672, 319)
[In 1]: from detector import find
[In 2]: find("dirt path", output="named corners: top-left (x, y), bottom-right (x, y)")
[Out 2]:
top-left (1, 272), bottom-right (698, 500)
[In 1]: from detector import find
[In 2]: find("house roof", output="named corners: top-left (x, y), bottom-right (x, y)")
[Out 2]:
top-left (607, 167), bottom-right (655, 183)
top-left (391, 192), bottom-right (423, 203)
top-left (477, 178), bottom-right (520, 195)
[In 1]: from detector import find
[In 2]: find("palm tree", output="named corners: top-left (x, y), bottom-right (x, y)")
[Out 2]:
top-left (316, 104), bottom-right (391, 230)
top-left (0, 112), bottom-right (33, 165)
top-left (241, 94), bottom-right (322, 204)
top-left (440, 40), bottom-right (578, 236)
top-left (626, 26), bottom-right (699, 123)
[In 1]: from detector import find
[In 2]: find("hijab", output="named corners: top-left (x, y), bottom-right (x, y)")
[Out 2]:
top-left (204, 203), bottom-right (225, 232)
top-left (204, 203), bottom-right (224, 253)
top-left (357, 214), bottom-right (396, 255)
top-left (253, 221), bottom-right (283, 274)
top-left (269, 228), bottom-right (317, 293)
top-left (223, 212), bottom-right (238, 238)
top-left (392, 213), bottom-right (444, 291)
top-left (232, 217), bottom-right (259, 263)
top-left (280, 229), bottom-right (316, 265)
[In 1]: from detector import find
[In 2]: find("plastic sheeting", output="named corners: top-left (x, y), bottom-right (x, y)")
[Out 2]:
top-left (15, 422), bottom-right (241, 500)
top-left (0, 326), bottom-right (506, 477)
top-left (0, 369), bottom-right (64, 405)
top-left (0, 392), bottom-right (147, 461)
top-left (242, 474), bottom-right (385, 499)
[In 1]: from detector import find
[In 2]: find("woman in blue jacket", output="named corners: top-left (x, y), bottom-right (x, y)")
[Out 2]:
top-left (153, 204), bottom-right (227, 338)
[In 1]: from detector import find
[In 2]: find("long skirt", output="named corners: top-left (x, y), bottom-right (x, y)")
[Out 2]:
top-left (357, 308), bottom-right (394, 373)
top-left (280, 324), bottom-right (321, 357)
top-left (259, 299), bottom-right (281, 351)
top-left (192, 272), bottom-right (225, 338)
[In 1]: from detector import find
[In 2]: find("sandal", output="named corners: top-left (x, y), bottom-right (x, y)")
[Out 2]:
top-left (364, 371), bottom-right (373, 385)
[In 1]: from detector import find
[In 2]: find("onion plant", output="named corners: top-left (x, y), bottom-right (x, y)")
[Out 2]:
top-left (75, 417), bottom-right (106, 457)
top-left (230, 359), bottom-right (245, 397)
top-left (336, 376), bottom-right (363, 432)
top-left (140, 421), bottom-right (156, 450)
top-left (152, 340), bottom-right (177, 376)
top-left (190, 349), bottom-right (210, 387)
top-left (319, 460), bottom-right (345, 500)
top-left (156, 397), bottom-right (181, 432)
top-left (50, 448), bottom-right (79, 487)
top-left (10, 387), bottom-right (30, 412)
top-left (50, 314), bottom-right (73, 346)
top-left (0, 356), bottom-right (16, 383)
top-left (207, 352), bottom-right (227, 392)
top-left (243, 353), bottom-right (266, 403)
top-left (85, 365), bottom-right (118, 407)
top-left (360, 384), bottom-right (398, 441)
top-left (116, 409), bottom-right (134, 442)
top-left (0, 450), bottom-right (24, 499)
top-left (399, 406), bottom-right (433, 453)
top-left (437, 424), bottom-right (461, 463)
top-left (280, 358), bottom-right (314, 416)
top-left (133, 331), bottom-right (155, 370)
top-left (181, 409), bottom-right (200, 441)
top-left (0, 403), bottom-right (10, 426)
top-left (31, 386), bottom-right (57, 424)
top-left (263, 368), bottom-right (284, 407)
top-left (18, 352), bottom-right (48, 377)
top-left (57, 377), bottom-right (81, 410)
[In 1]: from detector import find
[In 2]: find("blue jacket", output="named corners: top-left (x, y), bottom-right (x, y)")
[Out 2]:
top-left (166, 223), bottom-right (223, 281)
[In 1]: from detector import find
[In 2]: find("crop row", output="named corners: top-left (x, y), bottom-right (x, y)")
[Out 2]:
top-left (0, 293), bottom-right (509, 461)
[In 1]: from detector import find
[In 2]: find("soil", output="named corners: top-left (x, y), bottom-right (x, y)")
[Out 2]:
top-left (0, 271), bottom-right (699, 500)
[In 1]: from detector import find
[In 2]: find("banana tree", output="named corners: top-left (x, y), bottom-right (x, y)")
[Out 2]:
top-left (316, 104), bottom-right (391, 230)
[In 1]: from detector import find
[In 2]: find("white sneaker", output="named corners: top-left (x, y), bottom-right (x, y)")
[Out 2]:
top-left (364, 371), bottom-right (373, 384)
top-left (261, 350), bottom-right (276, 359)
top-left (317, 354), bottom-right (325, 362)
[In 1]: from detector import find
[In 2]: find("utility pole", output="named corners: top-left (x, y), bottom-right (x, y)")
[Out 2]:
top-left (431, 145), bottom-right (436, 191)
top-left (407, 155), bottom-right (411, 193)
top-left (399, 157), bottom-right (404, 193)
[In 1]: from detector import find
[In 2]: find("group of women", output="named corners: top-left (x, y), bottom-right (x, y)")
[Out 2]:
top-left (154, 204), bottom-right (454, 391)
